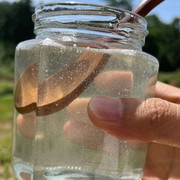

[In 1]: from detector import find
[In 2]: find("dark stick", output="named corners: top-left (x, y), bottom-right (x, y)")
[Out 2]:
top-left (132, 0), bottom-right (165, 17)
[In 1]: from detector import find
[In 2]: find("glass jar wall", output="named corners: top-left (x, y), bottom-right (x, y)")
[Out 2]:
top-left (12, 2), bottom-right (159, 180)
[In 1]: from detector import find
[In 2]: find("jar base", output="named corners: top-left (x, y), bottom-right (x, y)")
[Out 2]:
top-left (13, 161), bottom-right (143, 180)
top-left (44, 169), bottom-right (142, 180)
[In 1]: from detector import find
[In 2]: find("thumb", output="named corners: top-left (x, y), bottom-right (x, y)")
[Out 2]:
top-left (87, 96), bottom-right (180, 147)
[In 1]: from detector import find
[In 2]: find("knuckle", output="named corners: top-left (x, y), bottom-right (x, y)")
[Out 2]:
top-left (138, 98), bottom-right (171, 128)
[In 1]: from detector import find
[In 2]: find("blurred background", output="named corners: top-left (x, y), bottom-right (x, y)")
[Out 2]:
top-left (0, 0), bottom-right (179, 179)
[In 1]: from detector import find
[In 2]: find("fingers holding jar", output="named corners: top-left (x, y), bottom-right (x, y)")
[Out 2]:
top-left (63, 70), bottom-right (146, 152)
top-left (16, 112), bottom-right (36, 140)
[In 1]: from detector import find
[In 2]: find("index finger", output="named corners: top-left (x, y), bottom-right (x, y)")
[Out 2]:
top-left (155, 81), bottom-right (180, 104)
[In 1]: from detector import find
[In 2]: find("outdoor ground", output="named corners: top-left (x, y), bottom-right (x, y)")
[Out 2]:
top-left (0, 79), bottom-right (16, 179)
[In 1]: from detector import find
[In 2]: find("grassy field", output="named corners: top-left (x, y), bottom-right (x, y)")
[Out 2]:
top-left (158, 70), bottom-right (180, 87)
top-left (0, 70), bottom-right (180, 179)
top-left (0, 79), bottom-right (16, 179)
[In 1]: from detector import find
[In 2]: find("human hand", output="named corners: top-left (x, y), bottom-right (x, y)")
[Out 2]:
top-left (16, 70), bottom-right (180, 179)
top-left (88, 81), bottom-right (180, 180)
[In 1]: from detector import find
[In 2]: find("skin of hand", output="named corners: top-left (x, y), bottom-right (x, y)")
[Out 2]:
top-left (88, 81), bottom-right (180, 180)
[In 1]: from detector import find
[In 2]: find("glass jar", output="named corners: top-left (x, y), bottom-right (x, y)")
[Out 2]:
top-left (12, 2), bottom-right (159, 180)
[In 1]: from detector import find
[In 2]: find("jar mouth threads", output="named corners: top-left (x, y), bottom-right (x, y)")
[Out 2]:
top-left (34, 2), bottom-right (146, 22)
top-left (32, 2), bottom-right (148, 50)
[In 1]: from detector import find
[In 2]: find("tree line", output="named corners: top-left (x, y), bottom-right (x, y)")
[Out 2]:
top-left (0, 0), bottom-right (179, 72)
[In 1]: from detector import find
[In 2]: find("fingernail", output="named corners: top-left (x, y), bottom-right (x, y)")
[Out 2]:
top-left (88, 96), bottom-right (123, 122)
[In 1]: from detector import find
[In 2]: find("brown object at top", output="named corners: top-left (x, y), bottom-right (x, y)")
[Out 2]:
top-left (132, 0), bottom-right (165, 17)
top-left (15, 48), bottom-right (109, 116)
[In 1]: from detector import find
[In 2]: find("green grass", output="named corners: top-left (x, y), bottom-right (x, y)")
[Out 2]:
top-left (0, 81), bottom-right (13, 96)
top-left (0, 138), bottom-right (11, 163)
top-left (158, 69), bottom-right (180, 87)
top-left (0, 137), bottom-right (16, 179)
top-left (0, 80), bottom-right (13, 122)
top-left (0, 80), bottom-right (15, 179)
top-left (0, 64), bottom-right (14, 78)
top-left (0, 95), bottom-right (13, 122)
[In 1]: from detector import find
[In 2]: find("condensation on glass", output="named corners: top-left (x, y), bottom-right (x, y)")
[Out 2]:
top-left (12, 2), bottom-right (159, 180)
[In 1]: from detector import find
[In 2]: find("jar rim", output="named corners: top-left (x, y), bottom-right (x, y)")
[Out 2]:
top-left (34, 2), bottom-right (147, 24)
top-left (33, 2), bottom-right (148, 50)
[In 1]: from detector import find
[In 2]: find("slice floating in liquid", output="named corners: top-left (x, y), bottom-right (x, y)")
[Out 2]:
top-left (14, 49), bottom-right (109, 116)
top-left (15, 63), bottom-right (38, 114)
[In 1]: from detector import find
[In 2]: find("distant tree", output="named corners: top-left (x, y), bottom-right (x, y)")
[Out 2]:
top-left (104, 0), bottom-right (133, 10)
top-left (144, 15), bottom-right (180, 71)
top-left (0, 0), bottom-right (34, 64)
top-left (0, 0), bottom-right (34, 44)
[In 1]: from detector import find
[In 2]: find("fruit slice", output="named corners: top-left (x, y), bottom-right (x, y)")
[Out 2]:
top-left (15, 63), bottom-right (38, 114)
top-left (15, 49), bottom-right (109, 116)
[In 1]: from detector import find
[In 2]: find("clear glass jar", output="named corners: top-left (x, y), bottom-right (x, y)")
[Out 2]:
top-left (12, 2), bottom-right (159, 180)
